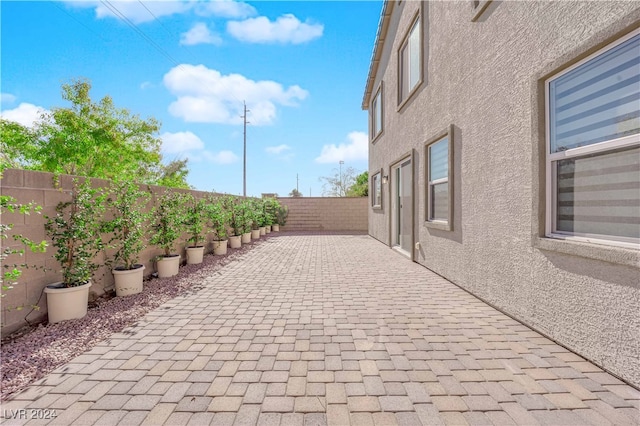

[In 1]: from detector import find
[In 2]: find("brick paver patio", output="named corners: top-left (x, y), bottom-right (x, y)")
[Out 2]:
top-left (2, 234), bottom-right (639, 425)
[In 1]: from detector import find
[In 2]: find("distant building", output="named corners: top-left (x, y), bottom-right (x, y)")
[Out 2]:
top-left (363, 1), bottom-right (640, 387)
top-left (262, 193), bottom-right (278, 199)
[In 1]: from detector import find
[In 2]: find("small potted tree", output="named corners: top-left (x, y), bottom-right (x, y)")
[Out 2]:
top-left (103, 181), bottom-right (150, 297)
top-left (276, 204), bottom-right (289, 230)
top-left (207, 196), bottom-right (230, 255)
top-left (247, 200), bottom-right (261, 240)
top-left (44, 178), bottom-right (105, 323)
top-left (184, 194), bottom-right (208, 264)
top-left (150, 191), bottom-right (187, 277)
top-left (265, 198), bottom-right (281, 232)
top-left (227, 197), bottom-right (244, 249)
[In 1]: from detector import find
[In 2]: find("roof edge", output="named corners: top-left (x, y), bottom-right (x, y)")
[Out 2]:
top-left (362, 0), bottom-right (395, 110)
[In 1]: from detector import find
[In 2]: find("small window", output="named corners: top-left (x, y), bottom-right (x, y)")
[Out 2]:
top-left (399, 16), bottom-right (421, 105)
top-left (371, 85), bottom-right (383, 141)
top-left (546, 30), bottom-right (640, 248)
top-left (425, 127), bottom-right (453, 231)
top-left (372, 172), bottom-right (382, 209)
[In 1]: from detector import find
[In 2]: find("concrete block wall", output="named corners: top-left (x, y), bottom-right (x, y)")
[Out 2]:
top-left (1, 169), bottom-right (221, 334)
top-left (277, 197), bottom-right (368, 232)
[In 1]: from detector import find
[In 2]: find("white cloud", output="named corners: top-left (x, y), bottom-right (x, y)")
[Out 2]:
top-left (195, 0), bottom-right (256, 19)
top-left (140, 81), bottom-right (153, 90)
top-left (315, 131), bottom-right (368, 164)
top-left (65, 0), bottom-right (254, 24)
top-left (163, 64), bottom-right (308, 126)
top-left (203, 150), bottom-right (239, 164)
top-left (265, 144), bottom-right (291, 155)
top-left (1, 93), bottom-right (17, 104)
top-left (180, 22), bottom-right (222, 46)
top-left (160, 131), bottom-right (205, 154)
top-left (0, 103), bottom-right (48, 128)
top-left (227, 14), bottom-right (323, 44)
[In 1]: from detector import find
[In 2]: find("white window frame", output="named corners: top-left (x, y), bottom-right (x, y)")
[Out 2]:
top-left (371, 84), bottom-right (383, 142)
top-left (372, 171), bottom-right (382, 209)
top-left (398, 14), bottom-right (421, 107)
top-left (425, 126), bottom-right (453, 231)
top-left (545, 29), bottom-right (640, 249)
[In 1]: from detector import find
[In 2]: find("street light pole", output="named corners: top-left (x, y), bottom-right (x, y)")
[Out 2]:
top-left (339, 160), bottom-right (344, 197)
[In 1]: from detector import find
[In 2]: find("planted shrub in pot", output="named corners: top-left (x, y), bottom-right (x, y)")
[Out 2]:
top-left (227, 197), bottom-right (246, 248)
top-left (276, 204), bottom-right (289, 230)
top-left (208, 196), bottom-right (230, 255)
top-left (184, 194), bottom-right (208, 264)
top-left (103, 181), bottom-right (150, 297)
top-left (264, 198), bottom-right (281, 232)
top-left (44, 178), bottom-right (105, 323)
top-left (150, 191), bottom-right (187, 277)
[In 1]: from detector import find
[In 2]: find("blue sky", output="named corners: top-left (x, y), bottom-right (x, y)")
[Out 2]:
top-left (1, 0), bottom-right (381, 196)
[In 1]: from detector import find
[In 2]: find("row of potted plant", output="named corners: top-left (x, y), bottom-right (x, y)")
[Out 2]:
top-left (41, 179), bottom-right (288, 324)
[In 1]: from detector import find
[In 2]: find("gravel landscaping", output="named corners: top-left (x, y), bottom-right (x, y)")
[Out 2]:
top-left (0, 237), bottom-right (269, 401)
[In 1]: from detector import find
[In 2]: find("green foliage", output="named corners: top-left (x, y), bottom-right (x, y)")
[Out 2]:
top-left (150, 191), bottom-right (189, 256)
top-left (0, 78), bottom-right (191, 189)
top-left (184, 194), bottom-right (208, 247)
top-left (44, 179), bottom-right (106, 287)
top-left (319, 166), bottom-right (359, 197)
top-left (0, 119), bottom-right (38, 172)
top-left (1, 196), bottom-right (47, 306)
top-left (289, 188), bottom-right (302, 197)
top-left (249, 199), bottom-right (267, 229)
top-left (347, 171), bottom-right (369, 197)
top-left (263, 198), bottom-right (280, 227)
top-left (276, 205), bottom-right (289, 226)
top-left (207, 196), bottom-right (230, 241)
top-left (102, 181), bottom-right (151, 270)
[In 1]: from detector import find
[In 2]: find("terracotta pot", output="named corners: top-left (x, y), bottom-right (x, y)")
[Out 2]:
top-left (113, 265), bottom-right (144, 297)
top-left (241, 233), bottom-right (251, 244)
top-left (259, 226), bottom-right (266, 236)
top-left (272, 224), bottom-right (280, 232)
top-left (186, 246), bottom-right (205, 264)
top-left (251, 229), bottom-right (261, 239)
top-left (157, 255), bottom-right (180, 278)
top-left (44, 281), bottom-right (91, 324)
top-left (213, 240), bottom-right (228, 255)
top-left (229, 235), bottom-right (241, 248)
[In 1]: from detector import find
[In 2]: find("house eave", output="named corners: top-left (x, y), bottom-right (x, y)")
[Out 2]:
top-left (362, 0), bottom-right (395, 111)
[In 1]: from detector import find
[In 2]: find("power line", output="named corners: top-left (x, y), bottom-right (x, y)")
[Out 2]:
top-left (100, 0), bottom-right (182, 68)
top-left (51, 2), bottom-right (108, 42)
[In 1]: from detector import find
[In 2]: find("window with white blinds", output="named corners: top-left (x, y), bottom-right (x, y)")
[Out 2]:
top-left (547, 30), bottom-right (640, 247)
top-left (399, 17), bottom-right (421, 104)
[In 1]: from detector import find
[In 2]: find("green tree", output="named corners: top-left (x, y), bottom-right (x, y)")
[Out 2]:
top-left (319, 166), bottom-right (358, 197)
top-left (1, 79), bottom-right (191, 188)
top-left (289, 188), bottom-right (303, 197)
top-left (0, 119), bottom-right (38, 172)
top-left (347, 171), bottom-right (368, 197)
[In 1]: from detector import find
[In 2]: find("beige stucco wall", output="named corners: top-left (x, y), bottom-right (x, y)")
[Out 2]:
top-left (1, 169), bottom-right (220, 334)
top-left (278, 197), bottom-right (368, 232)
top-left (368, 1), bottom-right (640, 386)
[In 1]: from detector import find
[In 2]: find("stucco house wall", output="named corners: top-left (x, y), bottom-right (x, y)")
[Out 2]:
top-left (366, 1), bottom-right (640, 387)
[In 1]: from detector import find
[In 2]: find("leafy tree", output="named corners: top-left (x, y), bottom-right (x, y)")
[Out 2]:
top-left (289, 188), bottom-right (303, 197)
top-left (0, 119), bottom-right (38, 172)
top-left (347, 171), bottom-right (368, 197)
top-left (319, 166), bottom-right (358, 197)
top-left (1, 78), bottom-right (191, 188)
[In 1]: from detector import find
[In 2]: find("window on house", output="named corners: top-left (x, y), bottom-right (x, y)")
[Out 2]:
top-left (372, 172), bottom-right (382, 208)
top-left (546, 31), bottom-right (640, 247)
top-left (427, 137), bottom-right (449, 224)
top-left (371, 85), bottom-right (383, 140)
top-left (399, 17), bottom-right (421, 104)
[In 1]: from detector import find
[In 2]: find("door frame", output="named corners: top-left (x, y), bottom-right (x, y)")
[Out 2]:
top-left (388, 149), bottom-right (415, 261)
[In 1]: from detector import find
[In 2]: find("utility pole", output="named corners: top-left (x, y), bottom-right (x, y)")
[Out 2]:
top-left (296, 174), bottom-right (299, 193)
top-left (241, 101), bottom-right (250, 197)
